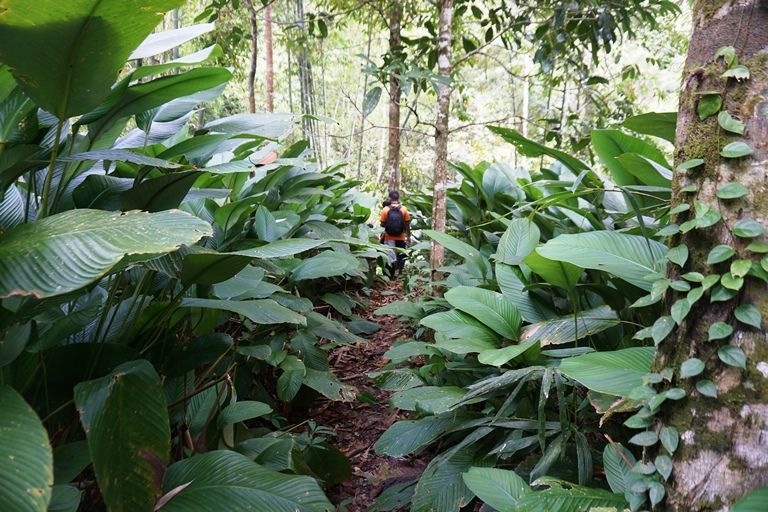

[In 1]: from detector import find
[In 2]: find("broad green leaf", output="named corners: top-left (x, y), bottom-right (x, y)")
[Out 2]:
top-left (180, 298), bottom-right (306, 326)
top-left (52, 441), bottom-right (90, 485)
top-left (0, 386), bottom-right (53, 511)
top-left (717, 111), bottom-right (745, 135)
top-left (652, 315), bottom-right (675, 345)
top-left (515, 478), bottom-right (628, 512)
top-left (74, 360), bottom-right (170, 512)
top-left (0, 0), bottom-right (184, 117)
top-left (629, 431), bottom-right (658, 446)
top-left (519, 305), bottom-right (619, 346)
top-left (735, 304), bottom-right (762, 328)
top-left (721, 141), bottom-right (753, 158)
top-left (715, 46), bottom-right (737, 66)
top-left (615, 153), bottom-right (672, 187)
top-left (180, 252), bottom-right (252, 286)
top-left (435, 338), bottom-right (497, 354)
top-left (747, 240), bottom-right (768, 253)
top-left (424, 229), bottom-right (490, 276)
top-left (412, 445), bottom-right (492, 512)
top-left (362, 86), bottom-right (382, 117)
top-left (732, 486), bottom-right (768, 512)
top-left (233, 238), bottom-right (325, 259)
top-left (478, 340), bottom-right (540, 367)
top-left (496, 218), bottom-right (540, 265)
top-left (49, 485), bottom-right (81, 512)
top-left (445, 286), bottom-right (521, 339)
top-left (660, 426), bottom-right (679, 454)
top-left (721, 272), bottom-right (744, 290)
top-left (291, 252), bottom-right (362, 281)
top-left (680, 358), bottom-right (705, 378)
top-left (160, 451), bottom-right (333, 512)
top-left (421, 310), bottom-right (498, 343)
top-left (559, 347), bottom-right (655, 397)
top-left (671, 299), bottom-right (691, 325)
top-left (218, 401), bottom-right (272, 427)
top-left (538, 231), bottom-right (666, 291)
top-left (462, 467), bottom-right (530, 512)
top-left (718, 345), bottom-right (746, 369)
top-left (696, 379), bottom-right (718, 398)
top-left (622, 112), bottom-right (676, 143)
top-left (129, 23), bottom-right (215, 60)
top-left (707, 244), bottom-right (735, 265)
top-left (375, 416), bottom-right (465, 457)
top-left (667, 245), bottom-right (688, 267)
top-left (390, 386), bottom-right (466, 414)
top-left (698, 93), bottom-right (722, 120)
top-left (489, 126), bottom-right (590, 174)
top-left (717, 182), bottom-right (748, 199)
top-left (0, 209), bottom-right (211, 298)
top-left (524, 250), bottom-right (583, 291)
top-left (603, 443), bottom-right (636, 493)
top-left (709, 321), bottom-right (734, 341)
top-left (495, 263), bottom-right (553, 323)
top-left (731, 259), bottom-right (752, 278)
top-left (722, 64), bottom-right (750, 80)
top-left (591, 129), bottom-right (671, 187)
top-left (733, 219), bottom-right (764, 238)
top-left (677, 158), bottom-right (704, 171)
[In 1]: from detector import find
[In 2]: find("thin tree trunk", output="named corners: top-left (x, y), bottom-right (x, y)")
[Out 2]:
top-left (264, 3), bottom-right (275, 112)
top-left (386, 1), bottom-right (403, 192)
top-left (171, 9), bottom-right (180, 60)
top-left (243, 0), bottom-right (258, 114)
top-left (287, 47), bottom-right (294, 112)
top-left (356, 27), bottom-right (373, 179)
top-left (430, 0), bottom-right (453, 272)
top-left (657, 1), bottom-right (768, 509)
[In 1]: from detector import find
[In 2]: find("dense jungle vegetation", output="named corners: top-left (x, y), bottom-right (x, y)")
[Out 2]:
top-left (0, 0), bottom-right (766, 511)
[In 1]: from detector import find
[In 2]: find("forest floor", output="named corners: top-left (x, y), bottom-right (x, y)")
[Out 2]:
top-left (310, 279), bottom-right (426, 511)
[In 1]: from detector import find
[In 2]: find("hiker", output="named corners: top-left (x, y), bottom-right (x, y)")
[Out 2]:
top-left (379, 190), bottom-right (411, 277)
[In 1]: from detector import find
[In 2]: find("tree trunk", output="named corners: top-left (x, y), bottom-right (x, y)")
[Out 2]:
top-left (356, 27), bottom-right (373, 179)
top-left (658, 1), bottom-right (768, 510)
top-left (386, 1), bottom-right (402, 192)
top-left (243, 0), bottom-right (258, 114)
top-left (264, 3), bottom-right (275, 112)
top-left (430, 0), bottom-right (453, 272)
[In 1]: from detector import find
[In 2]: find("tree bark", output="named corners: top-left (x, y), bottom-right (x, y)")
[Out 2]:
top-left (386, 1), bottom-right (403, 192)
top-left (356, 27), bottom-right (373, 180)
top-left (658, 1), bottom-right (768, 510)
top-left (264, 2), bottom-right (275, 112)
top-left (243, 0), bottom-right (258, 114)
top-left (430, 0), bottom-right (453, 272)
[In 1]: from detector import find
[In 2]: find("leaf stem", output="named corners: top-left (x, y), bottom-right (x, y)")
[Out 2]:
top-left (39, 118), bottom-right (65, 218)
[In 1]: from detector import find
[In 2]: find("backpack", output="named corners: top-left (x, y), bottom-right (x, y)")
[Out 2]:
top-left (384, 205), bottom-right (405, 236)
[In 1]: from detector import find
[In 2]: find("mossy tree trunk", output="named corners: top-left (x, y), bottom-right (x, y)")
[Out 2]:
top-left (386, 1), bottom-right (402, 192)
top-left (430, 0), bottom-right (453, 272)
top-left (659, 1), bottom-right (768, 509)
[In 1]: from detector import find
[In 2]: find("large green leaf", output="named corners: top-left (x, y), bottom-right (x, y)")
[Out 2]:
top-left (74, 360), bottom-right (170, 512)
top-left (0, 0), bottom-right (184, 118)
top-left (524, 250), bottom-right (583, 291)
top-left (233, 238), bottom-right (326, 259)
top-left (489, 126), bottom-right (590, 174)
top-left (732, 487), bottom-right (768, 512)
top-left (478, 340), bottom-right (540, 366)
top-left (390, 386), bottom-right (467, 414)
top-left (603, 443), bottom-right (636, 494)
top-left (412, 445), bottom-right (492, 512)
top-left (559, 347), bottom-right (655, 397)
top-left (591, 129), bottom-right (670, 187)
top-left (0, 385), bottom-right (53, 511)
top-left (291, 252), bottom-right (362, 281)
top-left (495, 263), bottom-right (553, 323)
top-left (496, 218), bottom-right (540, 265)
top-left (423, 229), bottom-right (491, 276)
top-left (538, 231), bottom-right (667, 291)
top-left (375, 416), bottom-right (467, 458)
top-left (515, 478), bottom-right (628, 511)
top-left (519, 306), bottom-right (620, 346)
top-left (129, 23), bottom-right (216, 60)
top-left (445, 286), bottom-right (521, 339)
top-left (462, 467), bottom-right (531, 512)
top-left (180, 298), bottom-right (306, 326)
top-left (420, 310), bottom-right (498, 343)
top-left (622, 112), bottom-right (677, 143)
top-left (160, 451), bottom-right (334, 512)
top-left (0, 209), bottom-right (211, 298)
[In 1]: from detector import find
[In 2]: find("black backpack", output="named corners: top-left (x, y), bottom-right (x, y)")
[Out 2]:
top-left (384, 205), bottom-right (405, 236)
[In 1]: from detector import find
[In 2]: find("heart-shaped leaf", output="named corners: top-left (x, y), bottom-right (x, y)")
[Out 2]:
top-left (709, 322), bottom-right (734, 341)
top-left (718, 345), bottom-right (746, 369)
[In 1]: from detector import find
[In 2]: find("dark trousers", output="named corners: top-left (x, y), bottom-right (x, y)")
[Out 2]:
top-left (383, 239), bottom-right (407, 276)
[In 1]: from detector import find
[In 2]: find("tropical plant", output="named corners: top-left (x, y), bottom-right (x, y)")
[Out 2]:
top-left (0, 2), bottom-right (387, 510)
top-left (370, 119), bottom-right (677, 511)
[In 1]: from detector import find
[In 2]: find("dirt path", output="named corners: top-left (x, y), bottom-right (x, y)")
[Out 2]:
top-left (310, 281), bottom-right (424, 511)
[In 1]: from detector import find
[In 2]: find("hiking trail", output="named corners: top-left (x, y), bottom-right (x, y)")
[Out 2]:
top-left (310, 280), bottom-right (425, 511)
